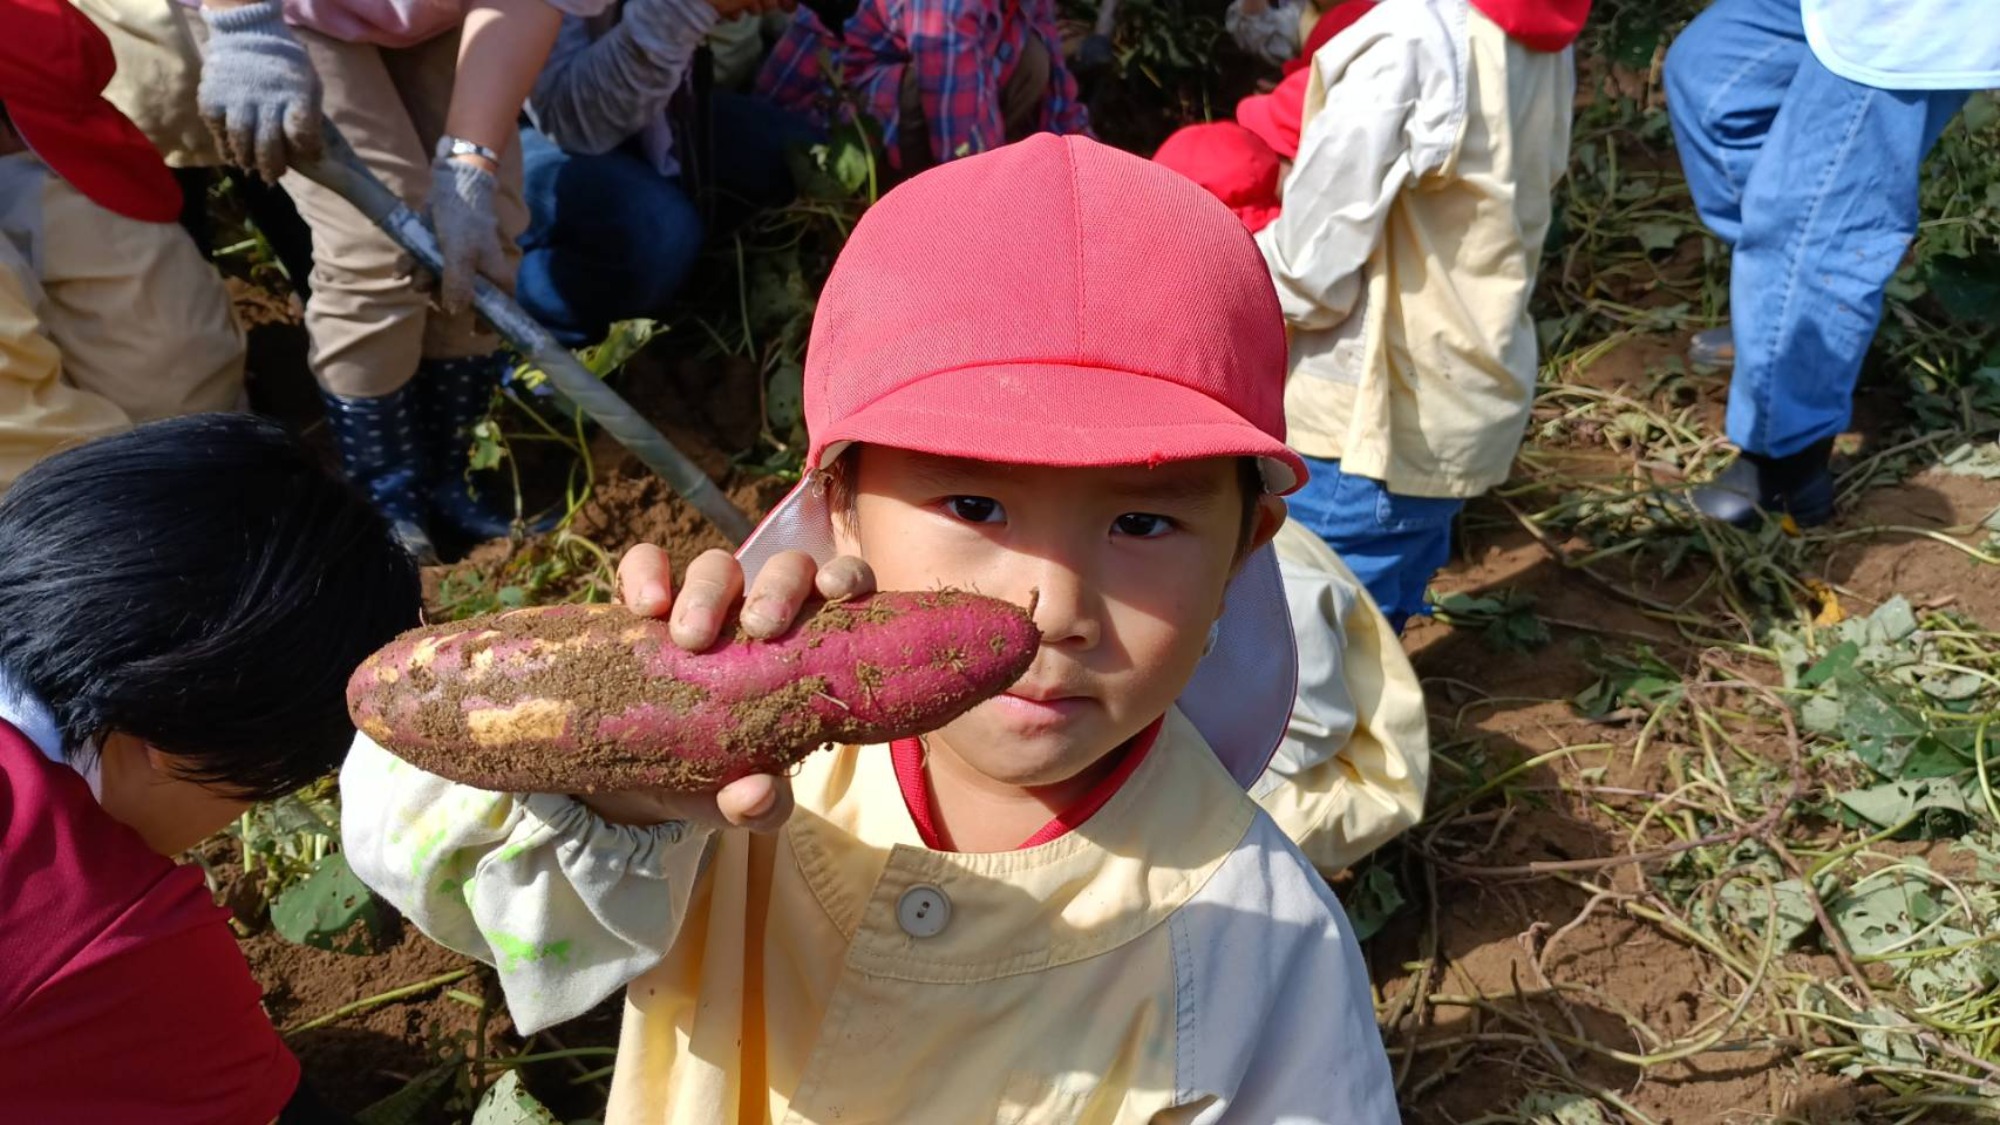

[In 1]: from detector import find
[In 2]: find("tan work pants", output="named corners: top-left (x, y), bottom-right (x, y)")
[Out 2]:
top-left (278, 28), bottom-right (528, 397)
top-left (0, 163), bottom-right (245, 490)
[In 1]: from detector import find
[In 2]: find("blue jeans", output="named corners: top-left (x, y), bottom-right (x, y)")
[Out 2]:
top-left (1664, 0), bottom-right (1969, 459)
top-left (1287, 455), bottom-right (1463, 634)
top-left (517, 126), bottom-right (704, 347)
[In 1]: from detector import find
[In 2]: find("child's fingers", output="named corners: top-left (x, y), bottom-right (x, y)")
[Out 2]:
top-left (815, 555), bottom-right (876, 602)
top-left (714, 774), bottom-right (794, 834)
top-left (616, 543), bottom-right (676, 617)
top-left (672, 549), bottom-right (745, 651)
top-left (740, 550), bottom-right (819, 638)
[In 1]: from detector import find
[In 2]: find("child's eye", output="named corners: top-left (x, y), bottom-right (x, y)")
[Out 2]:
top-left (946, 496), bottom-right (1005, 524)
top-left (1113, 513), bottom-right (1175, 538)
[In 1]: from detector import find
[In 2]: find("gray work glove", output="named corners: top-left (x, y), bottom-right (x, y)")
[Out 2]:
top-left (428, 147), bottom-right (510, 315)
top-left (198, 0), bottom-right (323, 181)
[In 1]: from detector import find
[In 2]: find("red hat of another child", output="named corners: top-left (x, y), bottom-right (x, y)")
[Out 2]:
top-left (737, 134), bottom-right (1304, 788)
top-left (1234, 68), bottom-right (1310, 160)
top-left (1282, 0), bottom-right (1376, 76)
top-left (0, 0), bottom-right (180, 223)
top-left (1152, 122), bottom-right (1283, 234)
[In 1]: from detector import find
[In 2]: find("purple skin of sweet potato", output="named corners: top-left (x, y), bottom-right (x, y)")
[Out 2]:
top-left (346, 590), bottom-right (1041, 793)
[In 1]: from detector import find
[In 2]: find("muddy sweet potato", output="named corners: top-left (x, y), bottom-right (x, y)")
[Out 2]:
top-left (346, 590), bottom-right (1040, 793)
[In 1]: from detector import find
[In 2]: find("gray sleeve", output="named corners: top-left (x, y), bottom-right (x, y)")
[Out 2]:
top-left (1170, 818), bottom-right (1400, 1122)
top-left (528, 1), bottom-right (720, 156)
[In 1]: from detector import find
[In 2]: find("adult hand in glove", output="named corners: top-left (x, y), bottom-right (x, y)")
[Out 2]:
top-left (428, 146), bottom-right (510, 315)
top-left (198, 0), bottom-right (323, 180)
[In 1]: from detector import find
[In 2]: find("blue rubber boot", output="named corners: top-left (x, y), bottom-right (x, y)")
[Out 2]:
top-left (418, 354), bottom-right (554, 541)
top-left (1688, 437), bottom-right (1836, 530)
top-left (320, 385), bottom-right (438, 563)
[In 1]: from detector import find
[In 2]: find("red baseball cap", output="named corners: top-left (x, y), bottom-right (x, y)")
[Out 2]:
top-left (1152, 122), bottom-right (1283, 234)
top-left (1236, 67), bottom-right (1310, 161)
top-left (1282, 0), bottom-right (1376, 76)
top-left (0, 0), bottom-right (181, 224)
top-left (738, 135), bottom-right (1304, 788)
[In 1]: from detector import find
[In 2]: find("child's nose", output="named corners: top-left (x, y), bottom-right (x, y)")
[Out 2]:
top-left (1024, 560), bottom-right (1100, 650)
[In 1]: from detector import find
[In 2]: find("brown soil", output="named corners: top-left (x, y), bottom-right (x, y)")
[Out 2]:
top-left (1379, 325), bottom-right (2000, 1124)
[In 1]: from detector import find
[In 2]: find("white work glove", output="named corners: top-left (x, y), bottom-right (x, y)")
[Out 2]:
top-left (198, 0), bottom-right (323, 180)
top-left (428, 146), bottom-right (509, 315)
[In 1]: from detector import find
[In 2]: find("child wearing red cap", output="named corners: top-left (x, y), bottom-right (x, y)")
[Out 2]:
top-left (0, 0), bottom-right (244, 491)
top-left (1257, 0), bottom-right (1589, 632)
top-left (343, 135), bottom-right (1400, 1123)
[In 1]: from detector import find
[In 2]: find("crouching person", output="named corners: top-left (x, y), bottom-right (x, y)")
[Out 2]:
top-left (0, 415), bottom-right (422, 1121)
top-left (0, 0), bottom-right (243, 492)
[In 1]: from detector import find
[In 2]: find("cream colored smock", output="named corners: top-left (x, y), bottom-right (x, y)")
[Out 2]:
top-left (1256, 0), bottom-right (1573, 497)
top-left (342, 708), bottom-right (1399, 1123)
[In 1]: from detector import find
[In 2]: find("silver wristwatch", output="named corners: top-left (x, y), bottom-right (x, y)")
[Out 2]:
top-left (439, 135), bottom-right (501, 164)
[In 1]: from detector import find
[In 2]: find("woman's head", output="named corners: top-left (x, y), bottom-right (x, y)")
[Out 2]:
top-left (0, 415), bottom-right (421, 845)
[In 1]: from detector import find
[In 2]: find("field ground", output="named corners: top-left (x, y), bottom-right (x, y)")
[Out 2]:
top-left (204, 3), bottom-right (2000, 1121)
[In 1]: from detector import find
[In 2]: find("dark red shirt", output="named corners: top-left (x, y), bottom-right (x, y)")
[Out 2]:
top-left (0, 720), bottom-right (298, 1123)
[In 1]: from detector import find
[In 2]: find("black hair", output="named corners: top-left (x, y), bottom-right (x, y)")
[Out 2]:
top-left (817, 445), bottom-right (1268, 556)
top-left (0, 414), bottom-right (422, 800)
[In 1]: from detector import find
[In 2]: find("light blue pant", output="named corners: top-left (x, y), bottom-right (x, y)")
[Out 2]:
top-left (1287, 455), bottom-right (1464, 634)
top-left (1664, 0), bottom-right (1969, 458)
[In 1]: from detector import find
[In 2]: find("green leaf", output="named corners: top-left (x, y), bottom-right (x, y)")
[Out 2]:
top-left (1923, 251), bottom-right (2000, 324)
top-left (1633, 220), bottom-right (1686, 253)
top-left (1716, 877), bottom-right (1819, 948)
top-left (270, 852), bottom-right (385, 955)
top-left (1515, 1090), bottom-right (1615, 1125)
top-left (1799, 641), bottom-right (1861, 689)
top-left (1839, 680), bottom-right (1931, 777)
top-left (1937, 440), bottom-right (2000, 481)
top-left (472, 1071), bottom-right (561, 1125)
top-left (824, 124), bottom-right (876, 198)
top-left (1342, 865), bottom-right (1405, 943)
top-left (468, 421), bottom-right (506, 472)
top-left (1837, 778), bottom-right (1974, 831)
top-left (1828, 874), bottom-right (1941, 958)
top-left (765, 361), bottom-right (806, 433)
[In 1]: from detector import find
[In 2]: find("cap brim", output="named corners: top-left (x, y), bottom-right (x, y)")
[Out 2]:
top-left (1238, 201), bottom-right (1282, 234)
top-left (816, 361), bottom-right (1306, 494)
top-left (738, 477), bottom-right (1297, 790)
top-left (1236, 93), bottom-right (1299, 161)
top-left (12, 101), bottom-right (181, 224)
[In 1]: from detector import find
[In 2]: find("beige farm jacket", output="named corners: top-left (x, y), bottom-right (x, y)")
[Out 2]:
top-left (0, 155), bottom-right (243, 491)
top-left (343, 709), bottom-right (1400, 1124)
top-left (1256, 0), bottom-right (1574, 498)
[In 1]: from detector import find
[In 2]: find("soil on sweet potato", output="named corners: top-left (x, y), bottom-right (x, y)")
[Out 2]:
top-left (361, 590), bottom-right (1034, 793)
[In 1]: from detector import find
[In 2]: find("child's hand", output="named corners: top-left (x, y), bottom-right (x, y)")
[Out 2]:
top-left (574, 544), bottom-right (875, 834)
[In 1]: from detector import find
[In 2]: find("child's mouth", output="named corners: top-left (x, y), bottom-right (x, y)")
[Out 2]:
top-left (992, 691), bottom-right (1092, 726)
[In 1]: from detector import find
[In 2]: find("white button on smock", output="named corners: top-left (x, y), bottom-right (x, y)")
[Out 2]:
top-left (896, 884), bottom-right (951, 938)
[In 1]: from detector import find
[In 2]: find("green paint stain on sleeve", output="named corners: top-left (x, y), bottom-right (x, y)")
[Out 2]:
top-left (488, 932), bottom-right (576, 971)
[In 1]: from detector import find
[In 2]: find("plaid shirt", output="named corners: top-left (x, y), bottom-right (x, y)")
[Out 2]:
top-left (756, 0), bottom-right (1090, 168)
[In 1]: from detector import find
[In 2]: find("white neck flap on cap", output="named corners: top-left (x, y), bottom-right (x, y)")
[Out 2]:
top-left (0, 660), bottom-right (104, 799)
top-left (734, 472), bottom-right (1296, 790)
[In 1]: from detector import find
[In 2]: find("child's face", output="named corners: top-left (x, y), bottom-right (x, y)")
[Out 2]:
top-left (832, 447), bottom-right (1282, 789)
